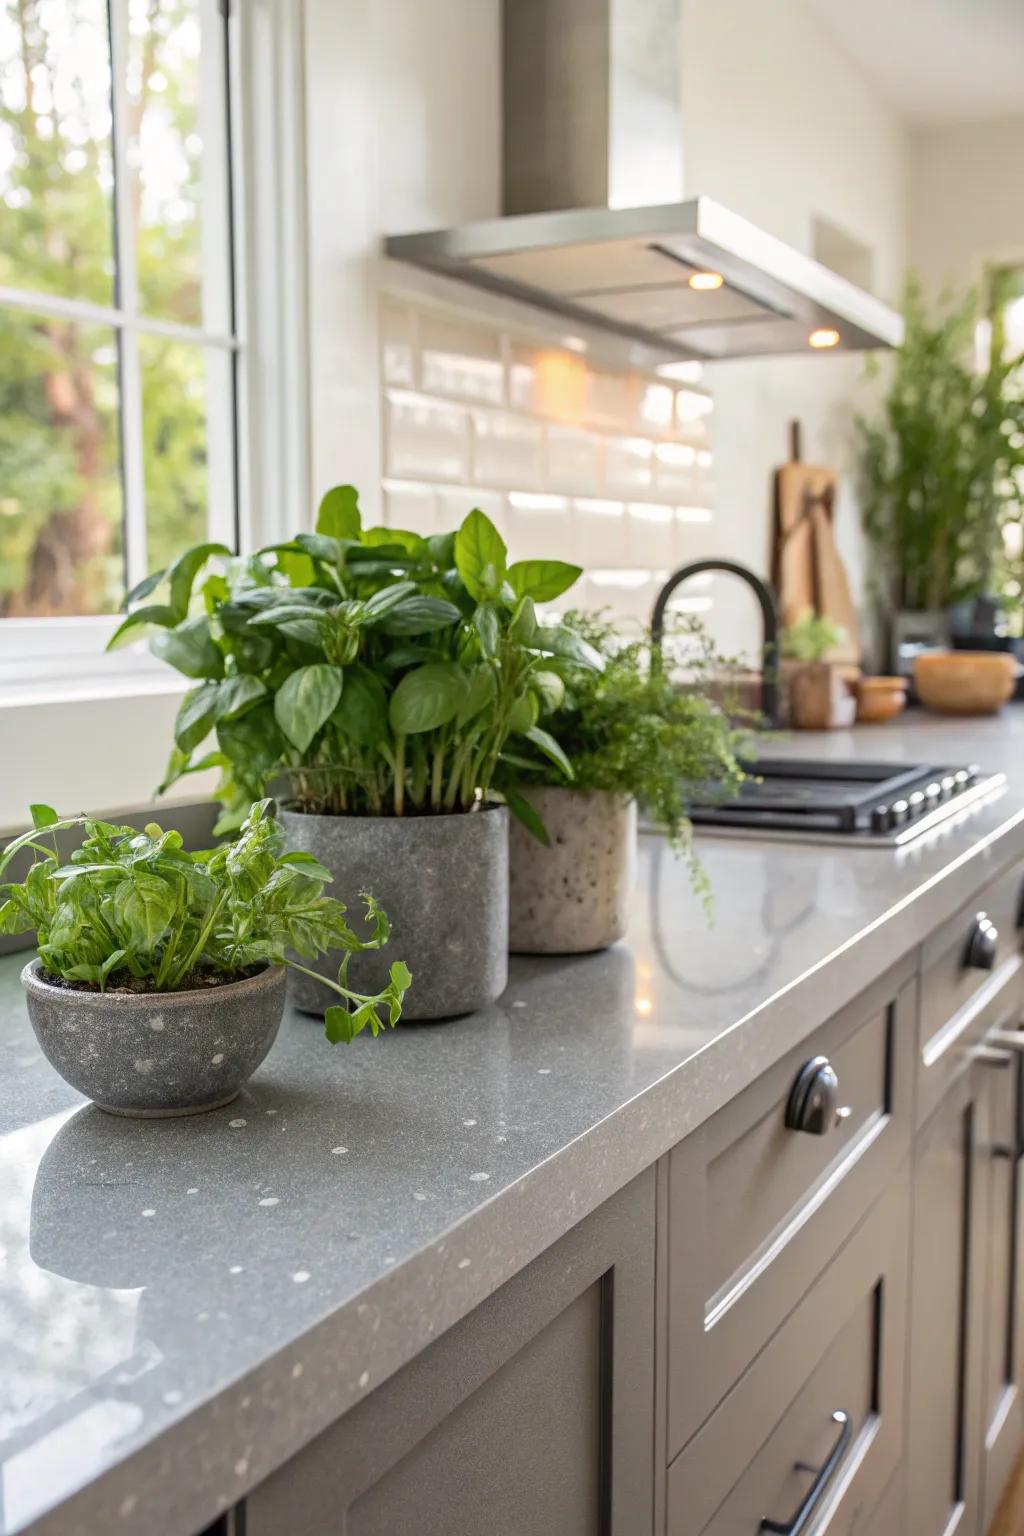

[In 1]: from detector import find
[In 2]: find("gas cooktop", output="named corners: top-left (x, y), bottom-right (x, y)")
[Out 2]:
top-left (687, 758), bottom-right (1006, 847)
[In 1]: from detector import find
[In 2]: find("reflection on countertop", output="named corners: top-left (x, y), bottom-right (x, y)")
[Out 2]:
top-left (3, 709), bottom-right (1024, 1536)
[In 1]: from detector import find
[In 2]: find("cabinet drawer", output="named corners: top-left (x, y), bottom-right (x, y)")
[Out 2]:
top-left (917, 864), bottom-right (1024, 1127)
top-left (667, 1169), bottom-right (909, 1536)
top-left (666, 959), bottom-right (914, 1457)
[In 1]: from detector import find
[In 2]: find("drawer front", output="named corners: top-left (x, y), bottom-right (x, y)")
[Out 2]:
top-left (917, 864), bottom-right (1024, 1127)
top-left (667, 1169), bottom-right (909, 1536)
top-left (667, 960), bottom-right (914, 1458)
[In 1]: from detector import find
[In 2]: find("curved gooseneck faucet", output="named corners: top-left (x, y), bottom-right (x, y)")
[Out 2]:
top-left (650, 558), bottom-right (781, 726)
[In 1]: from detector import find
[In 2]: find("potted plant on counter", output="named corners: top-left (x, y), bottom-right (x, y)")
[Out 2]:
top-left (111, 492), bottom-right (594, 1019)
top-left (499, 613), bottom-right (747, 954)
top-left (780, 610), bottom-right (857, 730)
top-left (1, 800), bottom-right (410, 1116)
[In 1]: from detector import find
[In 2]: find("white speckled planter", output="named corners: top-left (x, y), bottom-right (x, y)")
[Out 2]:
top-left (21, 961), bottom-right (286, 1117)
top-left (281, 804), bottom-right (509, 1021)
top-left (508, 788), bottom-right (637, 954)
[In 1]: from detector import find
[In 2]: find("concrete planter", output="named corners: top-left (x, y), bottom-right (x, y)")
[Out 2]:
top-left (21, 960), bottom-right (286, 1118)
top-left (509, 788), bottom-right (636, 954)
top-left (281, 804), bottom-right (509, 1021)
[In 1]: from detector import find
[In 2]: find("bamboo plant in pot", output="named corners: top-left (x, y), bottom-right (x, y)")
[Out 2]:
top-left (499, 613), bottom-right (747, 954)
top-left (1, 800), bottom-right (409, 1117)
top-left (112, 492), bottom-right (593, 1018)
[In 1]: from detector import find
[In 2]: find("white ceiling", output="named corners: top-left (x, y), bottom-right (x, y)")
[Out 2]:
top-left (806, 0), bottom-right (1024, 125)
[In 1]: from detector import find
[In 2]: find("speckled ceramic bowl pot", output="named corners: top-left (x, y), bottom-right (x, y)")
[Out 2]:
top-left (281, 803), bottom-right (509, 1021)
top-left (509, 788), bottom-right (636, 954)
top-left (21, 960), bottom-right (286, 1118)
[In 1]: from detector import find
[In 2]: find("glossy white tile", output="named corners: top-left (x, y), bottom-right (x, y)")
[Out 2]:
top-left (385, 390), bottom-right (470, 481)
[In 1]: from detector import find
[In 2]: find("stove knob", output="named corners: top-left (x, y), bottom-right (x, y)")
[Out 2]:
top-left (908, 790), bottom-right (926, 818)
top-left (890, 798), bottom-right (909, 826)
top-left (954, 769), bottom-right (972, 791)
top-left (966, 913), bottom-right (998, 971)
top-left (940, 774), bottom-right (957, 799)
top-left (871, 804), bottom-right (893, 833)
top-left (924, 781), bottom-right (942, 807)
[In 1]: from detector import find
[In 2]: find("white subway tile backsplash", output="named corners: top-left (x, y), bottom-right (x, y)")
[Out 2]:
top-left (627, 502), bottom-right (676, 567)
top-left (472, 408), bottom-right (545, 489)
top-left (380, 302), bottom-right (416, 387)
top-left (572, 498), bottom-right (629, 566)
top-left (604, 435), bottom-right (654, 494)
top-left (382, 478), bottom-right (438, 536)
top-left (546, 424), bottom-right (602, 494)
top-left (385, 390), bottom-right (470, 481)
top-left (506, 491), bottom-right (572, 562)
top-left (420, 315), bottom-right (504, 404)
top-left (378, 295), bottom-right (716, 627)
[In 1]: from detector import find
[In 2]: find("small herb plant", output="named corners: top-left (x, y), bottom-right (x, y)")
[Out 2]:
top-left (0, 800), bottom-right (411, 1043)
top-left (110, 492), bottom-right (598, 832)
top-left (499, 612), bottom-right (748, 895)
top-left (780, 609), bottom-right (843, 664)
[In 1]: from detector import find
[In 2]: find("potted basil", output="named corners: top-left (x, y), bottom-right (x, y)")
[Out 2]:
top-left (112, 493), bottom-right (592, 1018)
top-left (1, 801), bottom-right (409, 1116)
top-left (500, 614), bottom-right (747, 953)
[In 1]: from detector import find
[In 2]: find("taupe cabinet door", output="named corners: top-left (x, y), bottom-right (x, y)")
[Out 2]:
top-left (244, 1169), bottom-right (656, 1536)
top-left (906, 1066), bottom-right (990, 1536)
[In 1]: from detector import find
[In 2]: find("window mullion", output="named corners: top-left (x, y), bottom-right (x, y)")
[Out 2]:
top-left (108, 0), bottom-right (148, 591)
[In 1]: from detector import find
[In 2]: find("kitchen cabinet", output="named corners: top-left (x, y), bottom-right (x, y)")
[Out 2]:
top-left (906, 1064), bottom-right (990, 1536)
top-left (244, 1168), bottom-right (656, 1536)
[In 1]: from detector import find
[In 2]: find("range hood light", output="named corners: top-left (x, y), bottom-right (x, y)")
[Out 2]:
top-left (687, 270), bottom-right (724, 291)
top-left (809, 328), bottom-right (841, 349)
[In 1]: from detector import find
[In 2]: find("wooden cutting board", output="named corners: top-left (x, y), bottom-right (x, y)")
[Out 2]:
top-left (773, 457), bottom-right (860, 665)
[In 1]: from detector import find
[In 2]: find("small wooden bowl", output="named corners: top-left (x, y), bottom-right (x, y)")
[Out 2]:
top-left (913, 651), bottom-right (1016, 715)
top-left (855, 675), bottom-right (908, 724)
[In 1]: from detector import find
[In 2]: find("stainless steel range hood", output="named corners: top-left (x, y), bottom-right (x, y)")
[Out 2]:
top-left (385, 0), bottom-right (903, 363)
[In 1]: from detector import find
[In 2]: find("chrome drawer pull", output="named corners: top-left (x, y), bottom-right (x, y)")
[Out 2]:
top-left (760, 1409), bottom-right (851, 1535)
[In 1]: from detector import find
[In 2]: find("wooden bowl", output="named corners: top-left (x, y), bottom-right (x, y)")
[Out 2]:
top-left (913, 651), bottom-right (1016, 715)
top-left (855, 675), bottom-right (908, 724)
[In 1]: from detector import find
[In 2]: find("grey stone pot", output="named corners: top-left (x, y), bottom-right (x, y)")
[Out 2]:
top-left (21, 960), bottom-right (286, 1118)
top-left (509, 788), bottom-right (637, 955)
top-left (281, 804), bottom-right (509, 1021)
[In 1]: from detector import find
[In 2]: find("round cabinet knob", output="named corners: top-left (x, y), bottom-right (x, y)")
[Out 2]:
top-left (966, 913), bottom-right (998, 971)
top-left (786, 1056), bottom-right (842, 1136)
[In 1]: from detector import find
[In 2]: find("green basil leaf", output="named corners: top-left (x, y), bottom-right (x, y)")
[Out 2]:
top-left (274, 663), bottom-right (344, 752)
top-left (332, 665), bottom-right (389, 746)
top-left (324, 1003), bottom-right (359, 1044)
top-left (456, 663), bottom-right (497, 726)
top-left (276, 549), bottom-right (317, 587)
top-left (107, 604), bottom-right (178, 649)
top-left (175, 683), bottom-right (222, 753)
top-left (362, 580), bottom-right (419, 618)
top-left (316, 484), bottom-right (362, 539)
top-left (216, 703), bottom-right (287, 781)
top-left (530, 669), bottom-right (565, 713)
top-left (473, 601), bottom-right (499, 657)
top-left (122, 567), bottom-right (166, 610)
top-left (115, 873), bottom-right (176, 952)
top-left (533, 624), bottom-right (605, 673)
top-left (30, 804), bottom-right (59, 829)
top-left (166, 542), bottom-right (231, 620)
top-left (509, 595), bottom-right (537, 645)
top-left (454, 507), bottom-right (507, 601)
top-left (362, 526), bottom-right (426, 555)
top-left (151, 618), bottom-right (225, 679)
top-left (218, 674), bottom-right (267, 720)
top-left (507, 559), bottom-right (582, 602)
top-left (504, 787), bottom-right (551, 847)
top-left (377, 594), bottom-right (462, 635)
top-left (388, 661), bottom-right (468, 735)
top-left (426, 531), bottom-right (456, 568)
top-left (525, 725), bottom-right (574, 779)
top-left (295, 531), bottom-right (345, 565)
top-left (507, 691), bottom-right (539, 734)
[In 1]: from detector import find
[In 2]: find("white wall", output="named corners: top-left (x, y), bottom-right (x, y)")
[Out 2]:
top-left (909, 117), bottom-right (1024, 294)
top-left (679, 0), bottom-right (909, 663)
top-left (302, 0), bottom-right (502, 518)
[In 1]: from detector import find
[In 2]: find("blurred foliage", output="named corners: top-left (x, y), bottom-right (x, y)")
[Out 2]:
top-left (857, 272), bottom-right (1024, 626)
top-left (0, 0), bottom-right (215, 618)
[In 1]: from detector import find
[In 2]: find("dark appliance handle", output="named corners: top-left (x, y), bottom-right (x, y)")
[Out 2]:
top-left (760, 1410), bottom-right (851, 1535)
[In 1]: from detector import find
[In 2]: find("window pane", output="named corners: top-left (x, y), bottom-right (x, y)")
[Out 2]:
top-left (0, 307), bottom-right (122, 616)
top-left (0, 0), bottom-right (115, 305)
top-left (140, 332), bottom-right (213, 574)
top-left (127, 0), bottom-right (230, 329)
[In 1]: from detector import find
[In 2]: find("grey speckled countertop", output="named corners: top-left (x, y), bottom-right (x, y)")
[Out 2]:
top-left (4, 712), bottom-right (1024, 1536)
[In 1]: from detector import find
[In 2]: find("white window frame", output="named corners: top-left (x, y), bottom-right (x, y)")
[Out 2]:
top-left (0, 0), bottom-right (309, 704)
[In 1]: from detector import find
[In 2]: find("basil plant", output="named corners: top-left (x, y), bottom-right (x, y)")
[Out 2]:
top-left (111, 490), bottom-right (601, 832)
